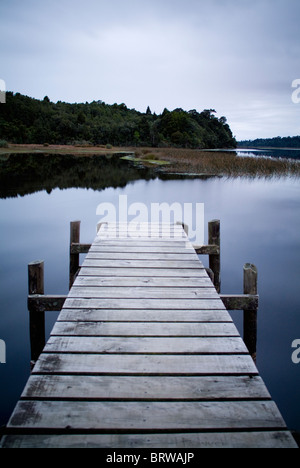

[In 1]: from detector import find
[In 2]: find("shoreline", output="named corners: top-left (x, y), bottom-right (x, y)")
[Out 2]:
top-left (1, 144), bottom-right (300, 178)
top-left (237, 146), bottom-right (300, 151)
top-left (0, 143), bottom-right (123, 156)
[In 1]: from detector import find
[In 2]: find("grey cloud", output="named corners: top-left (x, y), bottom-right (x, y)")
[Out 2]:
top-left (0, 0), bottom-right (299, 139)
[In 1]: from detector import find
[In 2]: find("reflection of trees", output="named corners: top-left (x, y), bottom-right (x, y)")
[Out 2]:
top-left (0, 153), bottom-right (153, 199)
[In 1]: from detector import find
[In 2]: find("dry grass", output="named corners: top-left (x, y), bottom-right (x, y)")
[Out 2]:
top-left (0, 143), bottom-right (118, 156)
top-left (1, 144), bottom-right (300, 177)
top-left (135, 147), bottom-right (300, 178)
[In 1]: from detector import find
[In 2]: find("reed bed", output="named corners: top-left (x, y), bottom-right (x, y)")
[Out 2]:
top-left (2, 144), bottom-right (300, 178)
top-left (135, 148), bottom-right (300, 178)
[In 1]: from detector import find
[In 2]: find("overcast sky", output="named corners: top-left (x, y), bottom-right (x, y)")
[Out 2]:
top-left (0, 0), bottom-right (299, 140)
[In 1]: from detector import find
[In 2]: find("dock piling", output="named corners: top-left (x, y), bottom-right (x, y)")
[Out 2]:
top-left (208, 220), bottom-right (221, 293)
top-left (69, 221), bottom-right (81, 289)
top-left (28, 261), bottom-right (45, 365)
top-left (244, 263), bottom-right (258, 362)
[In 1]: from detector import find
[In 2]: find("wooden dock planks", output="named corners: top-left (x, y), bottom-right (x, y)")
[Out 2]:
top-left (1, 223), bottom-right (297, 448)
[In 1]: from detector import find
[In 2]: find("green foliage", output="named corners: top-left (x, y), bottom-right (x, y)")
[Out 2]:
top-left (0, 92), bottom-right (236, 149)
top-left (0, 139), bottom-right (8, 148)
top-left (239, 136), bottom-right (300, 148)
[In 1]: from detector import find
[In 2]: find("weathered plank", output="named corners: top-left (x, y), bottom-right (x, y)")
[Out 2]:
top-left (44, 336), bottom-right (248, 354)
top-left (93, 239), bottom-right (191, 247)
top-left (20, 375), bottom-right (271, 401)
top-left (98, 223), bottom-right (184, 231)
top-left (2, 431), bottom-right (297, 449)
top-left (97, 229), bottom-right (186, 236)
top-left (97, 233), bottom-right (187, 240)
top-left (86, 252), bottom-right (199, 261)
top-left (68, 286), bottom-right (220, 299)
top-left (194, 244), bottom-right (220, 255)
top-left (79, 267), bottom-right (207, 277)
top-left (50, 321), bottom-right (240, 337)
top-left (63, 297), bottom-right (226, 310)
top-left (32, 353), bottom-right (258, 375)
top-left (70, 243), bottom-right (91, 254)
top-left (7, 400), bottom-right (287, 431)
top-left (98, 226), bottom-right (185, 235)
top-left (89, 245), bottom-right (196, 253)
top-left (220, 294), bottom-right (259, 311)
top-left (57, 309), bottom-right (233, 323)
top-left (82, 259), bottom-right (202, 269)
top-left (73, 275), bottom-right (214, 288)
top-left (28, 295), bottom-right (67, 313)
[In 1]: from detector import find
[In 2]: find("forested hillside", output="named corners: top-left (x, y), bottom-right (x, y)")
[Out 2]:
top-left (239, 136), bottom-right (300, 148)
top-left (0, 92), bottom-right (236, 149)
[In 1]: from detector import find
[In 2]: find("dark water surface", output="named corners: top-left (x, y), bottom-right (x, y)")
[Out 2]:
top-left (0, 153), bottom-right (299, 432)
top-left (237, 147), bottom-right (300, 160)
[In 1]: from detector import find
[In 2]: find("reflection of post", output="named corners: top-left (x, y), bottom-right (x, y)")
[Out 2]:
top-left (28, 261), bottom-right (45, 364)
top-left (70, 221), bottom-right (81, 289)
top-left (244, 263), bottom-right (258, 363)
top-left (208, 220), bottom-right (220, 293)
top-left (0, 79), bottom-right (6, 104)
top-left (0, 339), bottom-right (6, 364)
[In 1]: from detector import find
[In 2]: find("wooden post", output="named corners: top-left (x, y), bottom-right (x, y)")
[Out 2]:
top-left (205, 267), bottom-right (215, 284)
top-left (176, 222), bottom-right (189, 237)
top-left (69, 221), bottom-right (81, 289)
top-left (208, 220), bottom-right (221, 293)
top-left (28, 261), bottom-right (45, 365)
top-left (182, 223), bottom-right (189, 237)
top-left (243, 263), bottom-right (258, 363)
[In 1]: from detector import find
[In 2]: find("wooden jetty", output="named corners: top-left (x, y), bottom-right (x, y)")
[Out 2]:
top-left (0, 222), bottom-right (297, 448)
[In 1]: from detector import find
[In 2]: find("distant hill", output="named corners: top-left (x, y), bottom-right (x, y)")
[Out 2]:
top-left (0, 92), bottom-right (236, 149)
top-left (238, 136), bottom-right (300, 148)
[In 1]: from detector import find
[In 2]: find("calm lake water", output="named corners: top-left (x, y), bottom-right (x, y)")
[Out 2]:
top-left (237, 147), bottom-right (300, 160)
top-left (0, 152), bottom-right (300, 433)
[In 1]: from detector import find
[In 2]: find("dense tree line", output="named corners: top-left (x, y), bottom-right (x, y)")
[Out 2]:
top-left (0, 92), bottom-right (236, 149)
top-left (239, 136), bottom-right (300, 148)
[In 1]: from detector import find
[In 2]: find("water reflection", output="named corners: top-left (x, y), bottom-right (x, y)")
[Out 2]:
top-left (0, 153), bottom-right (153, 199)
top-left (0, 152), bottom-right (225, 201)
top-left (0, 154), bottom-right (299, 435)
top-left (237, 148), bottom-right (300, 160)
